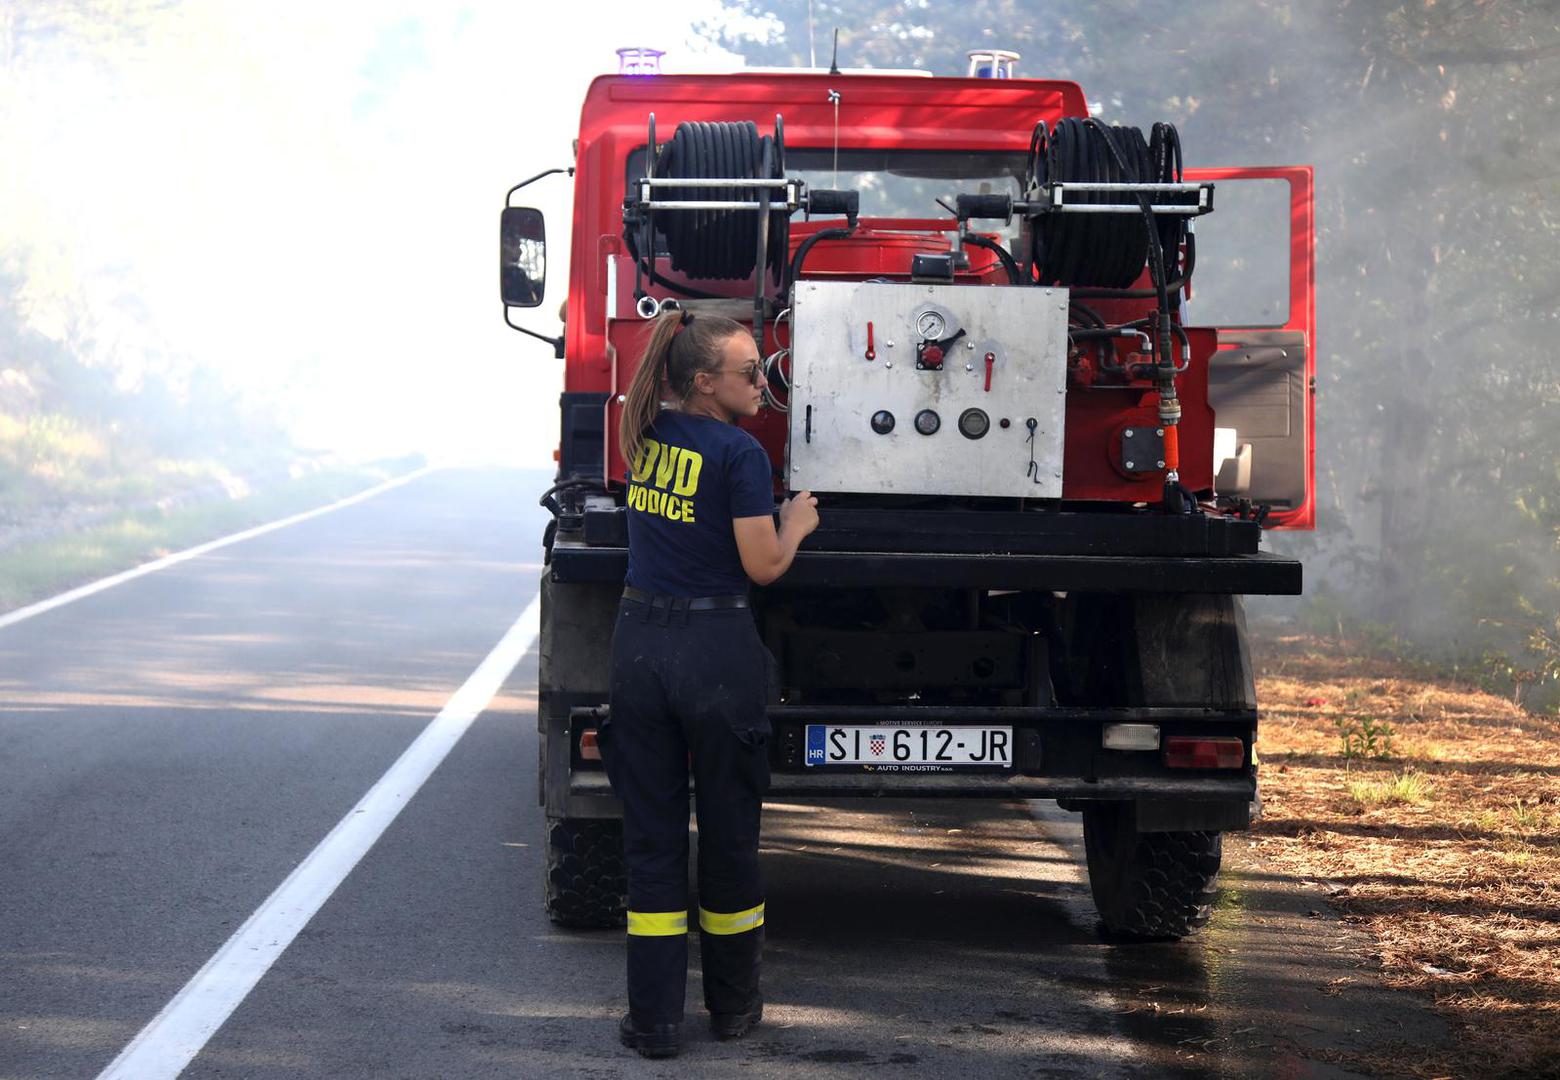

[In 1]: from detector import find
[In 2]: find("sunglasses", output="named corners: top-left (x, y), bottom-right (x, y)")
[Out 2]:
top-left (718, 362), bottom-right (765, 387)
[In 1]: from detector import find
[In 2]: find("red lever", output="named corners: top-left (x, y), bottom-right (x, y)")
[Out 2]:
top-left (984, 352), bottom-right (995, 392)
top-left (865, 321), bottom-right (876, 361)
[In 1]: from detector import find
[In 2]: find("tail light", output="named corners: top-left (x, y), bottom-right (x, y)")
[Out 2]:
top-left (1163, 736), bottom-right (1245, 769)
top-left (578, 728), bottom-right (602, 761)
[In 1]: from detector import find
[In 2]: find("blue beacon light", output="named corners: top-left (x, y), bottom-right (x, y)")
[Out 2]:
top-left (617, 47), bottom-right (665, 76)
top-left (966, 49), bottom-right (1020, 79)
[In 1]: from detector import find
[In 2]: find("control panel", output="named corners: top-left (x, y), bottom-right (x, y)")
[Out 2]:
top-left (787, 281), bottom-right (1069, 498)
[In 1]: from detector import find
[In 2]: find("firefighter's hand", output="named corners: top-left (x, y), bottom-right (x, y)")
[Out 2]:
top-left (780, 490), bottom-right (820, 537)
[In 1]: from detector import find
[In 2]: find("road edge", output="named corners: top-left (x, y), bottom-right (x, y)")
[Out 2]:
top-left (0, 465), bottom-right (437, 634)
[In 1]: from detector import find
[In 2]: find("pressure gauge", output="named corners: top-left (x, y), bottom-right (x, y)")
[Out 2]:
top-left (916, 310), bottom-right (946, 340)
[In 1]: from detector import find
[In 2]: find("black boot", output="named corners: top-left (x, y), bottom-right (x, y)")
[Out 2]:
top-left (619, 1014), bottom-right (681, 1059)
top-left (710, 1001), bottom-right (763, 1041)
top-left (702, 922), bottom-right (764, 1041)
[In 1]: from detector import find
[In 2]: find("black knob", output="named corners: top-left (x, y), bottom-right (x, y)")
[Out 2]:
top-left (914, 409), bottom-right (941, 436)
top-left (870, 410), bottom-right (895, 434)
top-left (958, 408), bottom-right (990, 439)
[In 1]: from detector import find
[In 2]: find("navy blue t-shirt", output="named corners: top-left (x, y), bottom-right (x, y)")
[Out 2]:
top-left (623, 410), bottom-right (775, 597)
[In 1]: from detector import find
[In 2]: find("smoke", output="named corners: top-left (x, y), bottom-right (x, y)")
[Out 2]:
top-left (0, 0), bottom-right (741, 465)
top-left (707, 1), bottom-right (1560, 696)
top-left (1134, 5), bottom-right (1560, 677)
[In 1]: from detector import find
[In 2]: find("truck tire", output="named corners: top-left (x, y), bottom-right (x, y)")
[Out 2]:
top-left (1082, 802), bottom-right (1221, 939)
top-left (544, 816), bottom-right (627, 929)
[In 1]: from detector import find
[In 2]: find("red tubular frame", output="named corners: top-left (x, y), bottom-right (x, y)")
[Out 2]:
top-left (1186, 165), bottom-right (1316, 530)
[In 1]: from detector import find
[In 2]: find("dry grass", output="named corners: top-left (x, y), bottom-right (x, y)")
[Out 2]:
top-left (1345, 768), bottom-right (1435, 809)
top-left (1253, 630), bottom-right (1560, 1079)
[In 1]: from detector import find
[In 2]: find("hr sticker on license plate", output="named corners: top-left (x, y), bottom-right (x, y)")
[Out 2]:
top-left (804, 725), bottom-right (1012, 768)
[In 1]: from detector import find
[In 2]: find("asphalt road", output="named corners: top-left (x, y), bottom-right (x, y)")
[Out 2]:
top-left (0, 467), bottom-right (1448, 1079)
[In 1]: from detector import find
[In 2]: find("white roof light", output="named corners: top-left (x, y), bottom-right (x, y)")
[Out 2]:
top-left (967, 49), bottom-right (1020, 79)
top-left (617, 47), bottom-right (664, 76)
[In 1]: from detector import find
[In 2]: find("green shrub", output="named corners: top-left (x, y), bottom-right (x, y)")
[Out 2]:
top-left (1334, 714), bottom-right (1395, 763)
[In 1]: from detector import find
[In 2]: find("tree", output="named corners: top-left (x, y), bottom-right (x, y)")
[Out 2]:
top-left (704, 1), bottom-right (1560, 703)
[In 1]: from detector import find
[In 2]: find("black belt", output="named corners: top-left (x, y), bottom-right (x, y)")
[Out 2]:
top-left (622, 586), bottom-right (749, 611)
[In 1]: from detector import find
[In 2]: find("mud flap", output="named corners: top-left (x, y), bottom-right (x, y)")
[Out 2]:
top-left (1127, 593), bottom-right (1256, 709)
top-left (1136, 798), bottom-right (1249, 833)
top-left (539, 573), bottom-right (621, 819)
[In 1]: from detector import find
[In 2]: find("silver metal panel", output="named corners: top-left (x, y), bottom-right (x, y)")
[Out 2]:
top-left (787, 281), bottom-right (1069, 498)
top-left (1209, 329), bottom-right (1308, 508)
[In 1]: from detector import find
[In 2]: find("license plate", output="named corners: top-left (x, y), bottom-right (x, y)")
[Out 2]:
top-left (804, 725), bottom-right (1012, 768)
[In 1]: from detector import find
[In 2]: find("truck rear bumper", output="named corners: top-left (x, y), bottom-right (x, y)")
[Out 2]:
top-left (568, 770), bottom-right (1252, 801)
top-left (551, 544), bottom-right (1301, 594)
top-left (565, 771), bottom-right (1253, 831)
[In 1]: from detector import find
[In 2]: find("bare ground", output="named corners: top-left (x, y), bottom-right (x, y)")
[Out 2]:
top-left (1251, 630), bottom-right (1560, 1080)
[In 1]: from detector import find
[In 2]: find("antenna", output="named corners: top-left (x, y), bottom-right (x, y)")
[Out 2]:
top-left (828, 28), bottom-right (840, 75)
top-left (827, 88), bottom-right (841, 185)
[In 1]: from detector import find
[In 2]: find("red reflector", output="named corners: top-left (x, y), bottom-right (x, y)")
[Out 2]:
top-left (579, 729), bottom-right (601, 761)
top-left (1163, 736), bottom-right (1245, 769)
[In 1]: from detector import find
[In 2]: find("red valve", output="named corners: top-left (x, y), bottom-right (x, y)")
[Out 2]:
top-left (984, 352), bottom-right (995, 392)
top-left (1070, 355), bottom-right (1097, 389)
top-left (1163, 423), bottom-right (1180, 472)
top-left (923, 344), bottom-right (944, 366)
top-left (865, 321), bottom-right (876, 361)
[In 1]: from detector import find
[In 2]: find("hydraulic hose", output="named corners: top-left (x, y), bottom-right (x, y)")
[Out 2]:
top-left (1041, 118), bottom-right (1196, 513)
top-left (962, 233), bottom-right (1022, 285)
top-left (1083, 119), bottom-right (1171, 355)
top-left (787, 227), bottom-right (855, 289)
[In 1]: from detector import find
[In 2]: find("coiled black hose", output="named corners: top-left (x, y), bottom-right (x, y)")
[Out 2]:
top-left (636, 120), bottom-right (789, 282)
top-left (1027, 118), bottom-right (1187, 290)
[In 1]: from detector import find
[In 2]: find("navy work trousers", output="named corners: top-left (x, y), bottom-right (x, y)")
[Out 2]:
top-left (601, 596), bottom-right (770, 1027)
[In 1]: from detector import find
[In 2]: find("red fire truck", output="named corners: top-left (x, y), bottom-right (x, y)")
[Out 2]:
top-left (500, 53), bottom-right (1313, 939)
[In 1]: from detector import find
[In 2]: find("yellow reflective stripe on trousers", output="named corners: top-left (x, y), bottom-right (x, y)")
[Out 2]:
top-left (627, 910), bottom-right (688, 937)
top-left (699, 902), bottom-right (765, 935)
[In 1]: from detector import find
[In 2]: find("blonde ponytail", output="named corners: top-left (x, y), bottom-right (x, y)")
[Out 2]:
top-left (619, 310), bottom-right (681, 472)
top-left (617, 309), bottom-right (747, 474)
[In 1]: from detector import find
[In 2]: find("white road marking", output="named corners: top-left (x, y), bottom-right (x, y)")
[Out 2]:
top-left (0, 466), bottom-right (436, 633)
top-left (95, 590), bottom-right (544, 1080)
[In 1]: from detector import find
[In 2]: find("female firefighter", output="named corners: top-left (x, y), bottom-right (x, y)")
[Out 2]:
top-left (603, 308), bottom-right (819, 1058)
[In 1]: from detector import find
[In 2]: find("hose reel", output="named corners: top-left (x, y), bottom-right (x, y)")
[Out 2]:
top-left (625, 118), bottom-right (791, 283)
top-left (1026, 118), bottom-right (1189, 290)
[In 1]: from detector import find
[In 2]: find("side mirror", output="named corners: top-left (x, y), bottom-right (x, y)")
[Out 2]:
top-left (499, 207), bottom-right (546, 308)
